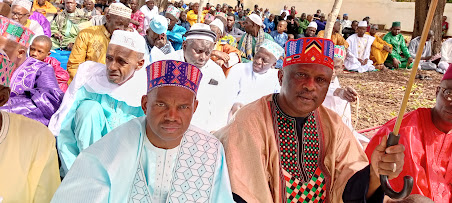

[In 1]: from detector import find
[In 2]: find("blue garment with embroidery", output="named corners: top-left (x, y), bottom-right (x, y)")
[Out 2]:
top-left (270, 30), bottom-right (288, 48)
top-left (264, 18), bottom-right (275, 33)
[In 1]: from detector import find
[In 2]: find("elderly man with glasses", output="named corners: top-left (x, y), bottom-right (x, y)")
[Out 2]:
top-left (365, 64), bottom-right (452, 203)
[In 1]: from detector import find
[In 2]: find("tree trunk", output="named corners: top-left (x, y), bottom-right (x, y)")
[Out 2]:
top-left (324, 0), bottom-right (343, 39)
top-left (155, 0), bottom-right (168, 12)
top-left (197, 0), bottom-right (204, 23)
top-left (413, 0), bottom-right (446, 55)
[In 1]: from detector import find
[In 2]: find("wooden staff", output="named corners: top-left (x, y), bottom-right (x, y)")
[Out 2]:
top-left (197, 0), bottom-right (204, 23)
top-left (380, 0), bottom-right (439, 199)
top-left (324, 0), bottom-right (343, 39)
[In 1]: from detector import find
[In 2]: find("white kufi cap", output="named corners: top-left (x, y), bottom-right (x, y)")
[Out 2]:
top-left (110, 30), bottom-right (146, 54)
top-left (358, 21), bottom-right (368, 27)
top-left (12, 0), bottom-right (32, 12)
top-left (185, 23), bottom-right (216, 43)
top-left (308, 22), bottom-right (318, 29)
top-left (210, 19), bottom-right (224, 34)
top-left (248, 13), bottom-right (263, 27)
top-left (108, 3), bottom-right (132, 19)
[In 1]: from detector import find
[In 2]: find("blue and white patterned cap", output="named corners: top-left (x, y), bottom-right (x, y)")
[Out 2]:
top-left (258, 39), bottom-right (285, 60)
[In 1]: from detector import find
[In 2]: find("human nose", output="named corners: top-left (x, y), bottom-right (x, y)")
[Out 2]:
top-left (164, 107), bottom-right (178, 121)
top-left (303, 77), bottom-right (316, 91)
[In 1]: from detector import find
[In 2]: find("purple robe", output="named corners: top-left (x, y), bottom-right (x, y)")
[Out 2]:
top-left (0, 57), bottom-right (63, 125)
top-left (29, 11), bottom-right (51, 37)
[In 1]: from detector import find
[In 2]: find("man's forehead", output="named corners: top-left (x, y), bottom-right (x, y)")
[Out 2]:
top-left (107, 44), bottom-right (137, 57)
top-left (285, 63), bottom-right (333, 75)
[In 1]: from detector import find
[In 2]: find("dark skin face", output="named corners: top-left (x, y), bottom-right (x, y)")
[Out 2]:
top-left (105, 44), bottom-right (144, 85)
top-left (130, 0), bottom-right (139, 12)
top-left (65, 0), bottom-right (77, 13)
top-left (432, 80), bottom-right (452, 133)
top-left (146, 28), bottom-right (167, 48)
top-left (0, 85), bottom-right (10, 107)
top-left (29, 40), bottom-right (51, 61)
top-left (243, 17), bottom-right (259, 37)
top-left (9, 5), bottom-right (29, 25)
top-left (227, 16), bottom-right (235, 28)
top-left (269, 14), bottom-right (274, 21)
top-left (238, 11), bottom-right (243, 18)
top-left (166, 13), bottom-right (178, 31)
top-left (180, 12), bottom-right (187, 21)
top-left (183, 39), bottom-right (214, 68)
top-left (277, 20), bottom-right (287, 34)
top-left (146, 0), bottom-right (155, 10)
top-left (142, 86), bottom-right (198, 149)
top-left (278, 64), bottom-right (332, 117)
top-left (307, 15), bottom-right (313, 22)
top-left (391, 26), bottom-right (401, 36)
top-left (105, 14), bottom-right (131, 35)
top-left (370, 26), bottom-right (378, 36)
top-left (333, 21), bottom-right (341, 33)
top-left (443, 16), bottom-right (447, 22)
top-left (37, 0), bottom-right (46, 6)
top-left (300, 13), bottom-right (306, 21)
top-left (343, 15), bottom-right (348, 20)
top-left (210, 25), bottom-right (222, 41)
top-left (305, 27), bottom-right (317, 37)
top-left (253, 48), bottom-right (277, 74)
top-left (192, 3), bottom-right (199, 14)
top-left (84, 0), bottom-right (95, 11)
top-left (357, 26), bottom-right (366, 37)
top-left (351, 21), bottom-right (359, 31)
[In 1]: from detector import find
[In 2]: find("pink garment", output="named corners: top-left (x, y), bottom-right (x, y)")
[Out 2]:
top-left (44, 57), bottom-right (69, 92)
top-left (129, 10), bottom-right (145, 35)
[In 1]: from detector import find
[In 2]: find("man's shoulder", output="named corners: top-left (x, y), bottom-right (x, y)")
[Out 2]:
top-left (79, 25), bottom-right (105, 34)
top-left (8, 112), bottom-right (54, 141)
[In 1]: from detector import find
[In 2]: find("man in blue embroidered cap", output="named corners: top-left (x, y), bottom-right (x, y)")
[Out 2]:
top-left (216, 37), bottom-right (406, 202)
top-left (52, 60), bottom-right (234, 203)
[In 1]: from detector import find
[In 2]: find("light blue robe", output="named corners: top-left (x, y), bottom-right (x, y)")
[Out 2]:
top-left (48, 61), bottom-right (147, 177)
top-left (51, 116), bottom-right (234, 203)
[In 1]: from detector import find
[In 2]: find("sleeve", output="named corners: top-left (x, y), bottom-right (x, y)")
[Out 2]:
top-left (167, 26), bottom-right (186, 45)
top-left (441, 40), bottom-right (451, 62)
top-left (3, 65), bottom-right (64, 125)
top-left (401, 36), bottom-right (411, 59)
top-left (47, 4), bottom-right (58, 14)
top-left (342, 165), bottom-right (385, 202)
top-left (372, 37), bottom-right (385, 51)
top-left (317, 31), bottom-right (324, 38)
top-left (210, 145), bottom-right (235, 203)
top-left (383, 34), bottom-right (396, 59)
top-left (408, 39), bottom-right (418, 58)
top-left (31, 131), bottom-right (61, 203)
top-left (138, 13), bottom-right (145, 31)
top-left (51, 153), bottom-right (111, 202)
top-left (339, 35), bottom-right (349, 48)
top-left (67, 30), bottom-right (89, 82)
top-left (346, 37), bottom-right (360, 64)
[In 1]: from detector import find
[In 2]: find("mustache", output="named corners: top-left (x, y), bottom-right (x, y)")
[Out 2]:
top-left (296, 90), bottom-right (317, 101)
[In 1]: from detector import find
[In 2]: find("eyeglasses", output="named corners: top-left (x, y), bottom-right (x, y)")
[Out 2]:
top-left (11, 12), bottom-right (28, 18)
top-left (440, 87), bottom-right (452, 101)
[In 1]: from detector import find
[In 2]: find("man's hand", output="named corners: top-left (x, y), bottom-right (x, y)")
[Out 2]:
top-left (393, 58), bottom-right (401, 69)
top-left (334, 87), bottom-right (358, 102)
top-left (383, 45), bottom-right (392, 52)
top-left (212, 50), bottom-right (230, 62)
top-left (371, 135), bottom-right (405, 180)
top-left (408, 57), bottom-right (414, 64)
top-left (363, 59), bottom-right (368, 65)
top-left (36, 9), bottom-right (46, 13)
top-left (67, 43), bottom-right (74, 51)
top-left (215, 59), bottom-right (225, 67)
top-left (53, 33), bottom-right (63, 40)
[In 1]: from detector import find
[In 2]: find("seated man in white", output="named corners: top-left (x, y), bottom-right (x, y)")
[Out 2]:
top-left (344, 21), bottom-right (375, 73)
top-left (52, 60), bottom-right (234, 202)
top-left (438, 37), bottom-right (452, 74)
top-left (164, 23), bottom-right (229, 132)
top-left (48, 30), bottom-right (147, 177)
top-left (323, 46), bottom-right (369, 147)
top-left (226, 39), bottom-right (284, 117)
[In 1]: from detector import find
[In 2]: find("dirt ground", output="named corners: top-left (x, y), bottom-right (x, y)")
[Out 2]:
top-left (337, 68), bottom-right (441, 135)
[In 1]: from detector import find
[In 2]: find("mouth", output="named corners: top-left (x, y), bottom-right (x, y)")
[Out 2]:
top-left (161, 125), bottom-right (181, 133)
top-left (297, 95), bottom-right (315, 103)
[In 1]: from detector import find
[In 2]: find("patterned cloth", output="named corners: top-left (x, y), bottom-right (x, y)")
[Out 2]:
top-left (0, 16), bottom-right (35, 47)
top-left (284, 37), bottom-right (334, 70)
top-left (270, 31), bottom-right (288, 48)
top-left (239, 28), bottom-right (267, 62)
top-left (0, 57), bottom-right (63, 125)
top-left (383, 32), bottom-right (412, 69)
top-left (0, 55), bottom-right (14, 87)
top-left (29, 11), bottom-right (51, 37)
top-left (50, 8), bottom-right (90, 49)
top-left (166, 5), bottom-right (181, 19)
top-left (147, 60), bottom-right (202, 94)
top-left (334, 45), bottom-right (346, 61)
top-left (220, 34), bottom-right (237, 47)
top-left (129, 10), bottom-right (145, 35)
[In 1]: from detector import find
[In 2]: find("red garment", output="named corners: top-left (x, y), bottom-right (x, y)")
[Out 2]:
top-left (365, 108), bottom-right (452, 202)
top-left (129, 10), bottom-right (145, 35)
top-left (44, 57), bottom-right (69, 92)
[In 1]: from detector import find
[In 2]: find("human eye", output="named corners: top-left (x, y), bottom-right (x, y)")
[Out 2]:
top-left (179, 105), bottom-right (189, 110)
top-left (295, 72), bottom-right (308, 78)
top-left (106, 55), bottom-right (113, 61)
top-left (155, 102), bottom-right (166, 107)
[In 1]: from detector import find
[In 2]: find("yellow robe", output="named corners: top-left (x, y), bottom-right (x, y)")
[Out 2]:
top-left (215, 94), bottom-right (368, 203)
top-left (67, 25), bottom-right (111, 83)
top-left (367, 32), bottom-right (393, 65)
top-left (317, 30), bottom-right (349, 48)
top-left (186, 10), bottom-right (208, 26)
top-left (32, 0), bottom-right (58, 15)
top-left (0, 111), bottom-right (60, 202)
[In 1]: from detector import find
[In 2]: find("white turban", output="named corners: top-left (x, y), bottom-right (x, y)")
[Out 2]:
top-left (308, 22), bottom-right (317, 29)
top-left (12, 0), bottom-right (32, 12)
top-left (210, 19), bottom-right (224, 34)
